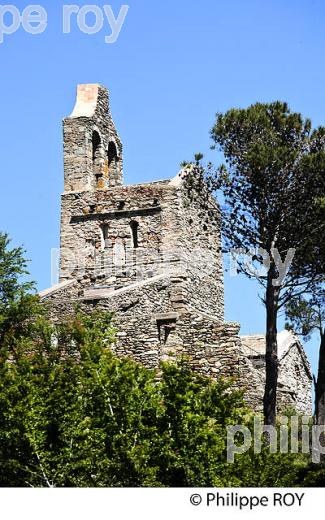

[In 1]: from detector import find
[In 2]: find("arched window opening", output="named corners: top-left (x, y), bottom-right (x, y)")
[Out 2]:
top-left (100, 224), bottom-right (109, 250)
top-left (130, 221), bottom-right (139, 249)
top-left (107, 141), bottom-right (119, 178)
top-left (92, 131), bottom-right (102, 178)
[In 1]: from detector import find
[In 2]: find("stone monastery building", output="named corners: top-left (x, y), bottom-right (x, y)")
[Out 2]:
top-left (41, 84), bottom-right (312, 414)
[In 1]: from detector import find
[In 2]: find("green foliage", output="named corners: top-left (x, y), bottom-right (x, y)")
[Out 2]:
top-left (286, 286), bottom-right (324, 341)
top-left (210, 102), bottom-right (325, 288)
top-left (194, 153), bottom-right (204, 164)
top-left (0, 231), bottom-right (314, 487)
top-left (0, 308), bottom-right (307, 487)
top-left (0, 232), bottom-right (41, 350)
top-left (296, 463), bottom-right (325, 486)
top-left (206, 102), bottom-right (325, 425)
top-left (0, 233), bottom-right (35, 305)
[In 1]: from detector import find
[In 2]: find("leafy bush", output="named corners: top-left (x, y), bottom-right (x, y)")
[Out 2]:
top-left (0, 309), bottom-right (305, 487)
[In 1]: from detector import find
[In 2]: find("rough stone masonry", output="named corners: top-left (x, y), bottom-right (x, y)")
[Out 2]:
top-left (40, 84), bottom-right (312, 414)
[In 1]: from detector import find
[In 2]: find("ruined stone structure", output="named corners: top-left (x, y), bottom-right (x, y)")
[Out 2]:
top-left (41, 84), bottom-right (313, 415)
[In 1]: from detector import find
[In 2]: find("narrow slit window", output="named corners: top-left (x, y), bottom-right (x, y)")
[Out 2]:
top-left (130, 221), bottom-right (139, 249)
top-left (92, 131), bottom-right (102, 178)
top-left (101, 224), bottom-right (109, 250)
top-left (107, 141), bottom-right (118, 177)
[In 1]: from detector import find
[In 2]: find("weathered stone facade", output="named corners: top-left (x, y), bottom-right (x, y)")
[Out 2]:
top-left (241, 331), bottom-right (312, 414)
top-left (41, 84), bottom-right (312, 415)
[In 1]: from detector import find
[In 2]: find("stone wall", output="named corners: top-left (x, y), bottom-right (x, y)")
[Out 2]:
top-left (41, 276), bottom-right (286, 413)
top-left (241, 333), bottom-right (313, 415)
top-left (60, 173), bottom-right (224, 321)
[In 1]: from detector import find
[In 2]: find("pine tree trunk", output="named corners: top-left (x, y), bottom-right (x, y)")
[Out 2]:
top-left (315, 331), bottom-right (325, 425)
top-left (263, 268), bottom-right (280, 426)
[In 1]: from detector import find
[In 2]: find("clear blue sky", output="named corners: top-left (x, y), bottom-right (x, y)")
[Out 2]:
top-left (0, 0), bottom-right (323, 375)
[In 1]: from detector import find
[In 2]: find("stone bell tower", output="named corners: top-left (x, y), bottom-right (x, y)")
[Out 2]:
top-left (60, 84), bottom-right (124, 282)
top-left (63, 84), bottom-right (123, 192)
top-left (59, 83), bottom-right (224, 323)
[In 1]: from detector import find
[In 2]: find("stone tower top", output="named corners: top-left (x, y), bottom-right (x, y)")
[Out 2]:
top-left (63, 84), bottom-right (123, 192)
top-left (69, 84), bottom-right (105, 118)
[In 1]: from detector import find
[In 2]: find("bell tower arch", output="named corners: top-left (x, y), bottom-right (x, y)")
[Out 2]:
top-left (63, 84), bottom-right (123, 192)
